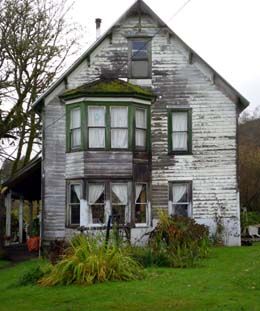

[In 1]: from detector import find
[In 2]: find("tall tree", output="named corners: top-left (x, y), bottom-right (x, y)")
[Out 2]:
top-left (0, 0), bottom-right (78, 172)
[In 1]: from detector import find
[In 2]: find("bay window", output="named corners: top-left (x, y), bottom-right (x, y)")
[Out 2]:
top-left (111, 183), bottom-right (128, 224)
top-left (110, 107), bottom-right (128, 149)
top-left (70, 108), bottom-right (81, 149)
top-left (168, 109), bottom-right (192, 154)
top-left (68, 182), bottom-right (81, 226)
top-left (135, 183), bottom-right (148, 224)
top-left (67, 102), bottom-right (150, 152)
top-left (88, 183), bottom-right (105, 225)
top-left (88, 106), bottom-right (106, 148)
top-left (135, 108), bottom-right (147, 148)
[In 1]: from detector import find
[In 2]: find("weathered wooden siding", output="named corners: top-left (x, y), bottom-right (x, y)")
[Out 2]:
top-left (43, 13), bottom-right (240, 245)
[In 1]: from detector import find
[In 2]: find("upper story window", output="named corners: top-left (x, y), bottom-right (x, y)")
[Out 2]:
top-left (110, 107), bottom-right (128, 149)
top-left (88, 106), bottom-right (106, 148)
top-left (67, 102), bottom-right (150, 152)
top-left (168, 109), bottom-right (192, 154)
top-left (70, 108), bottom-right (81, 149)
top-left (129, 38), bottom-right (151, 79)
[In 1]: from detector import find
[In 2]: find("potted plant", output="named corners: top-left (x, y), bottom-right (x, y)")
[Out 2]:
top-left (27, 218), bottom-right (40, 252)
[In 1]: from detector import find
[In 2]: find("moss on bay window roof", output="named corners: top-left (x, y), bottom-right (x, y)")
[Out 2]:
top-left (61, 78), bottom-right (155, 100)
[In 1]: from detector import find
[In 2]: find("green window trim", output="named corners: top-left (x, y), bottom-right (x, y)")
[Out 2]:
top-left (168, 108), bottom-right (192, 155)
top-left (134, 106), bottom-right (150, 152)
top-left (66, 101), bottom-right (151, 152)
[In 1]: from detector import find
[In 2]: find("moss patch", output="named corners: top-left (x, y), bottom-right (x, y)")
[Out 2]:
top-left (62, 79), bottom-right (155, 100)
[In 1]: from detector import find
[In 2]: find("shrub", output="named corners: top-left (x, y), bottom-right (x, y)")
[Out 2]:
top-left (39, 234), bottom-right (144, 286)
top-left (148, 210), bottom-right (210, 268)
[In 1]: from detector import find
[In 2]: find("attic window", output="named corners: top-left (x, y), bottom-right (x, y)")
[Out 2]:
top-left (129, 39), bottom-right (151, 79)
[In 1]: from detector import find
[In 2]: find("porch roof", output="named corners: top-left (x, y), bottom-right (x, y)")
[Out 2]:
top-left (2, 157), bottom-right (41, 201)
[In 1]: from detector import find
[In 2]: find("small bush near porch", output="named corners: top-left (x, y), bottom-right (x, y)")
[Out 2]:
top-left (0, 245), bottom-right (259, 310)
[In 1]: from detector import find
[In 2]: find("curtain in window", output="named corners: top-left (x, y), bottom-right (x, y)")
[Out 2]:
top-left (112, 184), bottom-right (128, 204)
top-left (71, 184), bottom-right (80, 202)
top-left (71, 129), bottom-right (81, 147)
top-left (172, 184), bottom-right (187, 203)
top-left (89, 128), bottom-right (105, 148)
top-left (89, 184), bottom-right (104, 203)
top-left (135, 184), bottom-right (143, 202)
top-left (111, 107), bottom-right (128, 148)
top-left (70, 109), bottom-right (80, 129)
top-left (88, 107), bottom-right (105, 126)
top-left (135, 109), bottom-right (146, 147)
top-left (172, 112), bottom-right (187, 150)
top-left (88, 107), bottom-right (105, 148)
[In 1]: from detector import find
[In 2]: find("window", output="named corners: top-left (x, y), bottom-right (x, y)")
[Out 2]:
top-left (135, 108), bottom-right (147, 148)
top-left (135, 183), bottom-right (148, 224)
top-left (110, 107), bottom-right (128, 149)
top-left (68, 183), bottom-right (81, 225)
top-left (70, 108), bottom-right (81, 149)
top-left (169, 182), bottom-right (192, 217)
top-left (129, 39), bottom-right (151, 78)
top-left (168, 110), bottom-right (192, 154)
top-left (88, 183), bottom-right (105, 225)
top-left (88, 106), bottom-right (105, 148)
top-left (67, 102), bottom-right (150, 151)
top-left (111, 183), bottom-right (128, 224)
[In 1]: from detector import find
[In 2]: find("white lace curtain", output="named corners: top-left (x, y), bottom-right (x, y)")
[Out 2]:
top-left (70, 109), bottom-right (81, 147)
top-left (89, 184), bottom-right (104, 204)
top-left (71, 184), bottom-right (80, 203)
top-left (112, 184), bottom-right (128, 204)
top-left (135, 109), bottom-right (146, 147)
top-left (172, 184), bottom-right (187, 203)
top-left (111, 107), bottom-right (128, 148)
top-left (172, 112), bottom-right (187, 150)
top-left (88, 107), bottom-right (105, 148)
top-left (135, 184), bottom-right (143, 202)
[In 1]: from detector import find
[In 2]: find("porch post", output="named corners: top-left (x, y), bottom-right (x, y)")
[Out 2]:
top-left (19, 197), bottom-right (24, 243)
top-left (5, 191), bottom-right (12, 244)
top-left (28, 201), bottom-right (33, 235)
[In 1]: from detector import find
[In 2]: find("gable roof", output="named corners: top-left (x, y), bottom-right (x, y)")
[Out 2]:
top-left (33, 0), bottom-right (249, 111)
top-left (61, 78), bottom-right (155, 100)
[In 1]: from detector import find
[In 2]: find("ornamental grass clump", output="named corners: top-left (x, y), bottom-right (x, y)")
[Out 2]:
top-left (148, 210), bottom-right (210, 268)
top-left (39, 234), bottom-right (144, 286)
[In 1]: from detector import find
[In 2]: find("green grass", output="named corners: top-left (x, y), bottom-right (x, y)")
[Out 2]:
top-left (0, 260), bottom-right (11, 269)
top-left (0, 246), bottom-right (259, 311)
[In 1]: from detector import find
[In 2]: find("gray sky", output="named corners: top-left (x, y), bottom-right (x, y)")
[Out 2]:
top-left (67, 0), bottom-right (260, 113)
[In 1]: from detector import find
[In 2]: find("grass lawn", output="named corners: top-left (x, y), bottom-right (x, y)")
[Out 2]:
top-left (0, 260), bottom-right (11, 269)
top-left (0, 245), bottom-right (259, 311)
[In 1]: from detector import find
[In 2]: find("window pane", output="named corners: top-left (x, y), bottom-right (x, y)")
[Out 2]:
top-left (71, 128), bottom-right (81, 147)
top-left (173, 204), bottom-right (188, 217)
top-left (112, 184), bottom-right (128, 204)
top-left (71, 184), bottom-right (80, 203)
top-left (111, 107), bottom-right (128, 127)
top-left (89, 184), bottom-right (105, 204)
top-left (70, 108), bottom-right (80, 129)
top-left (71, 205), bottom-right (80, 224)
top-left (172, 112), bottom-right (187, 131)
top-left (172, 184), bottom-right (188, 203)
top-left (92, 205), bottom-right (105, 224)
top-left (172, 132), bottom-right (187, 150)
top-left (135, 204), bottom-right (146, 223)
top-left (112, 205), bottom-right (125, 224)
top-left (111, 129), bottom-right (128, 148)
top-left (136, 129), bottom-right (146, 147)
top-left (132, 60), bottom-right (149, 78)
top-left (135, 184), bottom-right (147, 203)
top-left (89, 128), bottom-right (105, 148)
top-left (132, 41), bottom-right (148, 59)
top-left (88, 106), bottom-right (105, 126)
top-left (136, 109), bottom-right (146, 128)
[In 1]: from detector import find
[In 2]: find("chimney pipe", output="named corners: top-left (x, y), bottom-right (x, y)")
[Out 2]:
top-left (95, 18), bottom-right (102, 40)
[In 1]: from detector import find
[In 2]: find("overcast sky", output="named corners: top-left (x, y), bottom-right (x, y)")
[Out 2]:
top-left (66, 0), bottom-right (260, 113)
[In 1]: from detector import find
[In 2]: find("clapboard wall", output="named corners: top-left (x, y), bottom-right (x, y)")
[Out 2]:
top-left (42, 13), bottom-right (240, 245)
